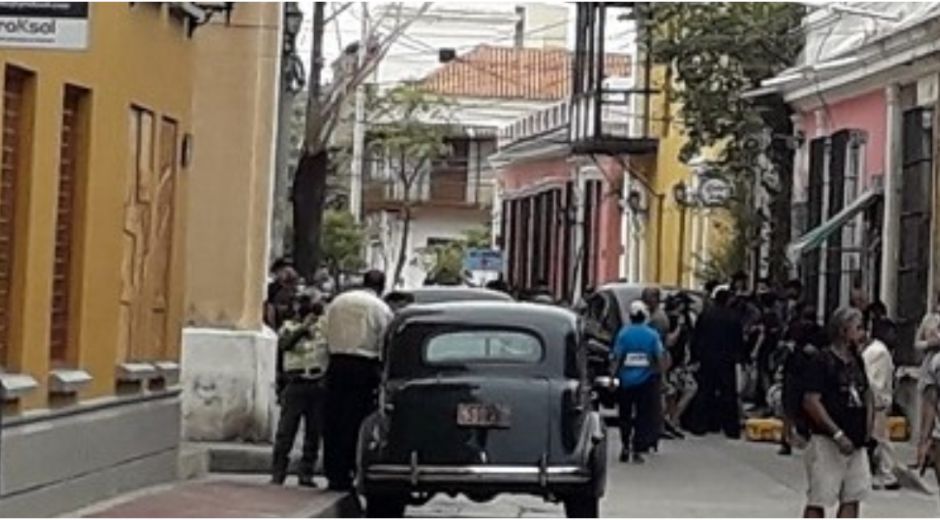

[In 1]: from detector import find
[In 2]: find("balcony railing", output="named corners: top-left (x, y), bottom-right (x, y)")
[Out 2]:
top-left (363, 176), bottom-right (495, 213)
top-left (497, 89), bottom-right (656, 154)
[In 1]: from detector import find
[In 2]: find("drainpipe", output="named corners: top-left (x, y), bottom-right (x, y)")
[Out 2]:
top-left (881, 83), bottom-right (902, 320)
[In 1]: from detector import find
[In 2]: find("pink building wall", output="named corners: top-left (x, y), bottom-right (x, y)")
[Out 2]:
top-left (799, 88), bottom-right (887, 187)
top-left (500, 156), bottom-right (624, 297)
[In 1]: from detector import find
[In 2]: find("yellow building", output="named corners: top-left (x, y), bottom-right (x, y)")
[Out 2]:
top-left (181, 2), bottom-right (280, 443)
top-left (0, 3), bottom-right (279, 515)
top-left (626, 65), bottom-right (729, 289)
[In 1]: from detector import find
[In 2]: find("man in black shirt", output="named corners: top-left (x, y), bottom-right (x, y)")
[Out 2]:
top-left (802, 307), bottom-right (872, 518)
top-left (688, 286), bottom-right (745, 438)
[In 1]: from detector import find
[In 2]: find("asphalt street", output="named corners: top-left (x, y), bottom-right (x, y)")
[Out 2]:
top-left (402, 432), bottom-right (940, 518)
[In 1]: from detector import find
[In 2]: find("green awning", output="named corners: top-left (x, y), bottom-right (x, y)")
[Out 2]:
top-left (786, 187), bottom-right (882, 263)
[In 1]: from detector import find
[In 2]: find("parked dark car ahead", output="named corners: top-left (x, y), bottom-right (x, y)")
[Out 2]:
top-left (356, 302), bottom-right (608, 517)
top-left (385, 286), bottom-right (513, 311)
top-left (578, 283), bottom-right (704, 404)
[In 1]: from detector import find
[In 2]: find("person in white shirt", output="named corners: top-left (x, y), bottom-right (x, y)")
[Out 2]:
top-left (862, 309), bottom-right (899, 490)
top-left (321, 270), bottom-right (393, 492)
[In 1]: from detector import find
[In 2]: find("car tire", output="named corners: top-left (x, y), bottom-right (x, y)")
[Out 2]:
top-left (563, 494), bottom-right (599, 518)
top-left (364, 495), bottom-right (407, 518)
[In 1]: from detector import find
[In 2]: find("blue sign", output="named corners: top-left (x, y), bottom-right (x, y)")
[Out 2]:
top-left (464, 249), bottom-right (504, 272)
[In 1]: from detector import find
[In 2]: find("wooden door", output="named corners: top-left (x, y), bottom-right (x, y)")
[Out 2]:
top-left (119, 109), bottom-right (177, 362)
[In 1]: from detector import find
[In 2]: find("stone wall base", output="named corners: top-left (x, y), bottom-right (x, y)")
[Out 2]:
top-left (181, 327), bottom-right (277, 442)
top-left (0, 393), bottom-right (180, 517)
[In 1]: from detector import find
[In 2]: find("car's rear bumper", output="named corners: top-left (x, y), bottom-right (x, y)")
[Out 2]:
top-left (364, 464), bottom-right (591, 486)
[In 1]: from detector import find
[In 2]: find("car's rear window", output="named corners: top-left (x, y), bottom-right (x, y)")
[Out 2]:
top-left (424, 330), bottom-right (543, 364)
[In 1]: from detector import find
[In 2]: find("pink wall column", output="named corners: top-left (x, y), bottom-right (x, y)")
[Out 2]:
top-left (799, 88), bottom-right (887, 187)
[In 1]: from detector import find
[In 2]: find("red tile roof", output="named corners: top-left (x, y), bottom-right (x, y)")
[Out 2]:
top-left (421, 45), bottom-right (630, 101)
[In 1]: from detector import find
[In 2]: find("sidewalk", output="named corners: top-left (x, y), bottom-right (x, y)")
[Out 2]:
top-left (68, 475), bottom-right (359, 518)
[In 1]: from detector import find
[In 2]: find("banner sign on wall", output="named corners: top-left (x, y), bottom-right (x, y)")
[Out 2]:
top-left (0, 3), bottom-right (89, 50)
top-left (464, 249), bottom-right (504, 272)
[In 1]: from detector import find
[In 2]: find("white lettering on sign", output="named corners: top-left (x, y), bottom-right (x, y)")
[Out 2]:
top-left (698, 177), bottom-right (733, 207)
top-left (0, 3), bottom-right (88, 50)
top-left (623, 352), bottom-right (650, 368)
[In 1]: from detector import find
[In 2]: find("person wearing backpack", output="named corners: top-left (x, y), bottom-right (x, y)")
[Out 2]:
top-left (801, 307), bottom-right (872, 518)
top-left (778, 305), bottom-right (826, 456)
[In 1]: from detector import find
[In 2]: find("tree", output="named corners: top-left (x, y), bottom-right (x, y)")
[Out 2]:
top-left (419, 227), bottom-right (491, 285)
top-left (292, 3), bottom-right (431, 281)
top-left (320, 209), bottom-right (366, 283)
top-left (368, 83), bottom-right (453, 287)
top-left (650, 3), bottom-right (805, 284)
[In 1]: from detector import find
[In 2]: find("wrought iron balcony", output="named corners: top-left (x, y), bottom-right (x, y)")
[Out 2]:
top-left (568, 2), bottom-right (658, 156)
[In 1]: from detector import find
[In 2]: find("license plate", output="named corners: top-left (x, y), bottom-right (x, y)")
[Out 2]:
top-left (456, 403), bottom-right (511, 428)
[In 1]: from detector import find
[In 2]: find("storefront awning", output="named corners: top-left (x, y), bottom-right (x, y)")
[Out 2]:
top-left (786, 186), bottom-right (883, 263)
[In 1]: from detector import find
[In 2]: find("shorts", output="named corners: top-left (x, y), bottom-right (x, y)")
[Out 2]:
top-left (804, 435), bottom-right (870, 508)
top-left (665, 366), bottom-right (697, 397)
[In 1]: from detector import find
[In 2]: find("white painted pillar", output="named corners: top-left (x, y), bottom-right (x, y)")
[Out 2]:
top-left (881, 84), bottom-right (902, 319)
top-left (816, 109), bottom-right (830, 324)
top-left (789, 113), bottom-right (805, 278)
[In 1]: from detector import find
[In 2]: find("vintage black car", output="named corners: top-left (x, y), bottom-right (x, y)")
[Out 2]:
top-left (356, 302), bottom-right (608, 517)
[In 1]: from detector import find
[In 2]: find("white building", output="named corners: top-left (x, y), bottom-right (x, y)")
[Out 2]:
top-left (363, 43), bottom-right (576, 288)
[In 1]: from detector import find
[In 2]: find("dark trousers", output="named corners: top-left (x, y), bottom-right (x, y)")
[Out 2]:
top-left (272, 377), bottom-right (325, 481)
top-left (693, 361), bottom-right (740, 437)
top-left (323, 354), bottom-right (381, 488)
top-left (618, 379), bottom-right (659, 453)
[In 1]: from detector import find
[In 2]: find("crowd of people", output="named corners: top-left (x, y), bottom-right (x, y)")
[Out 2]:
top-left (263, 258), bottom-right (392, 491)
top-left (262, 258), bottom-right (940, 517)
top-left (608, 271), bottom-right (940, 517)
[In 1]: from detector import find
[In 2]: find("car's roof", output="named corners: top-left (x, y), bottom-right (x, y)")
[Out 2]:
top-left (389, 286), bottom-right (514, 304)
top-left (393, 301), bottom-right (576, 330)
top-left (595, 283), bottom-right (705, 316)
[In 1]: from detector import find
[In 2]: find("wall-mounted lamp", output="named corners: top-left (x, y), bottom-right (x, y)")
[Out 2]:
top-left (673, 181), bottom-right (692, 207)
top-left (181, 133), bottom-right (194, 168)
top-left (284, 2), bottom-right (303, 36)
top-left (626, 188), bottom-right (648, 214)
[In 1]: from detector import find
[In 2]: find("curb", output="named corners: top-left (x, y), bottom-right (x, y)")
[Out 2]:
top-left (309, 493), bottom-right (361, 518)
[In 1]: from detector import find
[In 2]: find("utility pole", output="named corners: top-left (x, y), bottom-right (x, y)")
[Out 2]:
top-left (349, 2), bottom-right (368, 223)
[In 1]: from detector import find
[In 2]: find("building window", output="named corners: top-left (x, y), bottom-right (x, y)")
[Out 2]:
top-left (50, 85), bottom-right (90, 365)
top-left (897, 107), bottom-right (934, 365)
top-left (431, 138), bottom-right (469, 203)
top-left (0, 66), bottom-right (33, 368)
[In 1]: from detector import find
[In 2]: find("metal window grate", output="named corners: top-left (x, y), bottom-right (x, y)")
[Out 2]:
top-left (49, 86), bottom-right (87, 364)
top-left (0, 67), bottom-right (29, 368)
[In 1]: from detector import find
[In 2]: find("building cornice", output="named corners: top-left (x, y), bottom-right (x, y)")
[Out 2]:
top-left (784, 15), bottom-right (940, 109)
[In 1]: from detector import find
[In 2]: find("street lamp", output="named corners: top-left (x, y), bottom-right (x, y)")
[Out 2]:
top-left (672, 180), bottom-right (694, 286)
top-left (284, 3), bottom-right (303, 43)
top-left (626, 188), bottom-right (648, 214)
top-left (672, 181), bottom-right (690, 207)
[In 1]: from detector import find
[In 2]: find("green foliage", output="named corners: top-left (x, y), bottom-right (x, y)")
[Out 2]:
top-left (650, 3), bottom-right (804, 280)
top-left (369, 83), bottom-right (454, 186)
top-left (320, 209), bottom-right (365, 276)
top-left (420, 227), bottom-right (492, 285)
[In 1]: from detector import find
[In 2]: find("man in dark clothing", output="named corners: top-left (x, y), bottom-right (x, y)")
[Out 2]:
top-left (784, 279), bottom-right (805, 325)
top-left (778, 305), bottom-right (826, 455)
top-left (688, 286), bottom-right (745, 438)
top-left (641, 287), bottom-right (673, 447)
top-left (802, 307), bottom-right (872, 518)
top-left (755, 285), bottom-right (784, 410)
